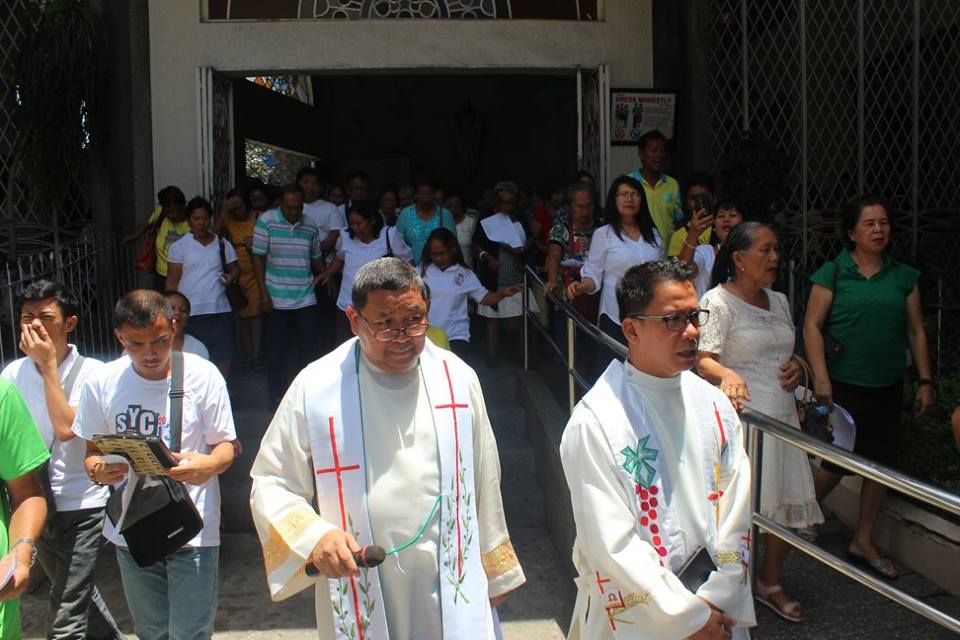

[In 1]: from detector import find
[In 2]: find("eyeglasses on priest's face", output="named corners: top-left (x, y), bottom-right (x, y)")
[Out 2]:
top-left (357, 312), bottom-right (429, 342)
top-left (627, 309), bottom-right (710, 332)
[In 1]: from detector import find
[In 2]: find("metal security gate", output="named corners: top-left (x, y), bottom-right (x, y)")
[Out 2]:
top-left (707, 0), bottom-right (960, 269)
top-left (1, 1), bottom-right (92, 251)
top-left (0, 1), bottom-right (134, 364)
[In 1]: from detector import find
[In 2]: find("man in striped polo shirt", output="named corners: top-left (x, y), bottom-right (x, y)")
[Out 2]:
top-left (252, 184), bottom-right (325, 409)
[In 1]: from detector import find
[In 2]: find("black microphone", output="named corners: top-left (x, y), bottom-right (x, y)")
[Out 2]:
top-left (305, 544), bottom-right (386, 576)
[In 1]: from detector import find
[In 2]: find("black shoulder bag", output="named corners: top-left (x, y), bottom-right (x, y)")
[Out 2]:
top-left (219, 235), bottom-right (249, 312)
top-left (114, 352), bottom-right (204, 567)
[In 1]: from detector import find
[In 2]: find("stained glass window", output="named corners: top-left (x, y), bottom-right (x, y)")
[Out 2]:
top-left (244, 139), bottom-right (319, 186)
top-left (246, 75), bottom-right (313, 105)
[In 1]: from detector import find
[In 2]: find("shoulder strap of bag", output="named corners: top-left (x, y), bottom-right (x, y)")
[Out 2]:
top-left (149, 210), bottom-right (165, 235)
top-left (41, 354), bottom-right (87, 456)
top-left (62, 354), bottom-right (86, 400)
top-left (168, 351), bottom-right (185, 452)
top-left (384, 226), bottom-right (394, 258)
top-left (825, 259), bottom-right (841, 322)
top-left (218, 235), bottom-right (228, 271)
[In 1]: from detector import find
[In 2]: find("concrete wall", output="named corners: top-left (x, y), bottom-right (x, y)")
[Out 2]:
top-left (147, 0), bottom-right (654, 202)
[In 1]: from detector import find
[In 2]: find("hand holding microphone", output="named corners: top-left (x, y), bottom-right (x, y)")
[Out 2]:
top-left (306, 545), bottom-right (385, 577)
top-left (306, 530), bottom-right (384, 578)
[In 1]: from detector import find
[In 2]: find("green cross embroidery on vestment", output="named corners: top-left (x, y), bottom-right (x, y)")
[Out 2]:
top-left (622, 435), bottom-right (659, 489)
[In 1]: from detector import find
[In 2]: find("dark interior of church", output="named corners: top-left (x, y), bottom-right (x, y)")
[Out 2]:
top-left (233, 72), bottom-right (578, 200)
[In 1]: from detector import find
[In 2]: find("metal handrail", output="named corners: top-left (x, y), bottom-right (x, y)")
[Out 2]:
top-left (520, 263), bottom-right (960, 634)
top-left (523, 265), bottom-right (628, 359)
top-left (741, 409), bottom-right (960, 517)
top-left (743, 410), bottom-right (960, 634)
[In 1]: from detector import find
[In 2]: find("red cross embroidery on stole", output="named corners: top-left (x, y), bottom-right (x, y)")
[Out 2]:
top-left (713, 402), bottom-right (727, 451)
top-left (594, 571), bottom-right (611, 594)
top-left (434, 360), bottom-right (469, 576)
top-left (316, 417), bottom-right (364, 640)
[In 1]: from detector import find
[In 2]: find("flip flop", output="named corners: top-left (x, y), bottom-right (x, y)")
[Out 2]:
top-left (846, 549), bottom-right (899, 579)
top-left (754, 581), bottom-right (805, 623)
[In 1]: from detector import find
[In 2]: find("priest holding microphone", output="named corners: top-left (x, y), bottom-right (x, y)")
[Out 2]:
top-left (250, 257), bottom-right (525, 639)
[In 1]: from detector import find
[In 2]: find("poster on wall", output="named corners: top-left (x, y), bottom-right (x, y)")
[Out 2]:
top-left (610, 89), bottom-right (676, 146)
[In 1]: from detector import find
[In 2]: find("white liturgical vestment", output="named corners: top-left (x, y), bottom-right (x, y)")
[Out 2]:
top-left (250, 339), bottom-right (525, 640)
top-left (560, 360), bottom-right (755, 640)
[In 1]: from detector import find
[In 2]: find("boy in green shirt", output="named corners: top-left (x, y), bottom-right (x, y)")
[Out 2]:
top-left (0, 378), bottom-right (49, 640)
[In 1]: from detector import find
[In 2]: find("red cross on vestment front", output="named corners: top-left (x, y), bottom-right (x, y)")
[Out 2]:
top-left (316, 417), bottom-right (364, 640)
top-left (434, 360), bottom-right (469, 577)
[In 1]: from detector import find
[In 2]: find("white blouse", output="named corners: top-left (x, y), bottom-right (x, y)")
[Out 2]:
top-left (581, 224), bottom-right (661, 325)
top-left (335, 227), bottom-right (412, 310)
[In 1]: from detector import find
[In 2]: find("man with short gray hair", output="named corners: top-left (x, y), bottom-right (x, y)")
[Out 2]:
top-left (250, 257), bottom-right (524, 639)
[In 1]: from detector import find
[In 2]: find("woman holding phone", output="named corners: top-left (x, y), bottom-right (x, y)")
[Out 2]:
top-left (677, 199), bottom-right (746, 296)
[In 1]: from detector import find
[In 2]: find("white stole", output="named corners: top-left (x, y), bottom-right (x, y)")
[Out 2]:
top-left (582, 361), bottom-right (737, 576)
top-left (306, 339), bottom-right (491, 640)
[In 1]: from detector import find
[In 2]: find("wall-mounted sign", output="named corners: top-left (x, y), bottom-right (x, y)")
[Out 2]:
top-left (610, 89), bottom-right (676, 146)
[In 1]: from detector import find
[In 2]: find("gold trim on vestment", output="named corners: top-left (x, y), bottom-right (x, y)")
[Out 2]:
top-left (715, 551), bottom-right (744, 566)
top-left (262, 508), bottom-right (317, 574)
top-left (481, 539), bottom-right (519, 578)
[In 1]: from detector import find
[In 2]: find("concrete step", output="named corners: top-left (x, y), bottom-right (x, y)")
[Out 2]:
top-left (504, 495), bottom-right (546, 529)
top-left (489, 407), bottom-right (528, 436)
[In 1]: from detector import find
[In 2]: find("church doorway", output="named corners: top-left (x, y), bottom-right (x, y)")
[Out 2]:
top-left (216, 69), bottom-right (604, 205)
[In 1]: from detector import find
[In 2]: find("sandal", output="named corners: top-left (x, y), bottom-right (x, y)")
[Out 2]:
top-left (846, 548), bottom-right (899, 579)
top-left (754, 581), bottom-right (805, 623)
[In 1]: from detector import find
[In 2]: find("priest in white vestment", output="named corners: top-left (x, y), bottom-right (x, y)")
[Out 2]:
top-left (250, 257), bottom-right (525, 640)
top-left (561, 259), bottom-right (755, 640)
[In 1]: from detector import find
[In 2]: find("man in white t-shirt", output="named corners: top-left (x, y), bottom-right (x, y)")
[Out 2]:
top-left (298, 167), bottom-right (345, 257)
top-left (298, 167), bottom-right (347, 355)
top-left (72, 290), bottom-right (236, 640)
top-left (0, 280), bottom-right (124, 640)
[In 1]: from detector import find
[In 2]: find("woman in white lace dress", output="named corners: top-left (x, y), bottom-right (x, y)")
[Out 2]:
top-left (697, 222), bottom-right (823, 624)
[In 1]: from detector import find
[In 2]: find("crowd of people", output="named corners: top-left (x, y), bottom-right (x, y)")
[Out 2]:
top-left (0, 129), bottom-right (949, 640)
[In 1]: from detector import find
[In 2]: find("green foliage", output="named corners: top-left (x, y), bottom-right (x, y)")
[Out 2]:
top-left (900, 376), bottom-right (960, 496)
top-left (718, 131), bottom-right (792, 224)
top-left (13, 0), bottom-right (109, 209)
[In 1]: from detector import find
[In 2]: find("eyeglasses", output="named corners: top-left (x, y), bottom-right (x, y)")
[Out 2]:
top-left (627, 309), bottom-right (710, 332)
top-left (616, 191), bottom-right (641, 200)
top-left (358, 313), bottom-right (429, 342)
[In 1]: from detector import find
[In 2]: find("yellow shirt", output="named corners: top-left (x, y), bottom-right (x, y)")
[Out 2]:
top-left (147, 207), bottom-right (191, 276)
top-left (426, 326), bottom-right (450, 350)
top-left (667, 226), bottom-right (713, 257)
top-left (629, 170), bottom-right (681, 256)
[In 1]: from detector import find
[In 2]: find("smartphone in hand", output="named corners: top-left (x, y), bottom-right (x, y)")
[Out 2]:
top-left (693, 193), bottom-right (712, 215)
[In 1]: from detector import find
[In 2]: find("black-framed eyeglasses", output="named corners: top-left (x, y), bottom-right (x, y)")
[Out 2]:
top-left (357, 313), bottom-right (429, 342)
top-left (627, 309), bottom-right (710, 332)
